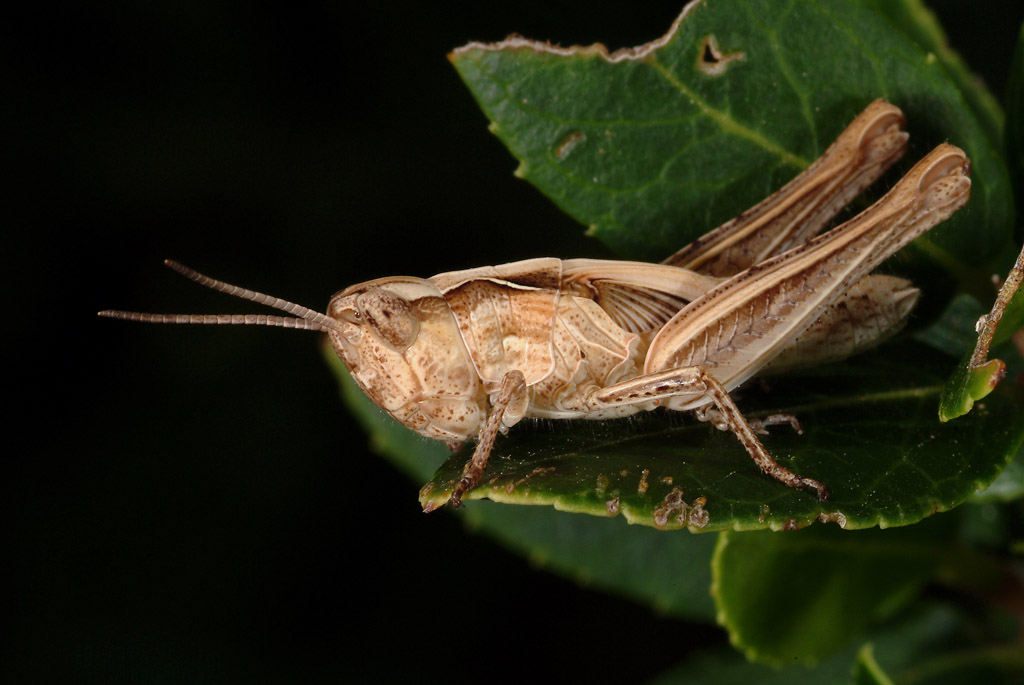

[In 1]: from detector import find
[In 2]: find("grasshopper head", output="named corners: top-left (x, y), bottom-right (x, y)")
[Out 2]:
top-left (99, 262), bottom-right (487, 443)
top-left (327, 277), bottom-right (487, 441)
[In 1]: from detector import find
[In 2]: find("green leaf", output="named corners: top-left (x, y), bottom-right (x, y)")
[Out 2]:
top-left (420, 342), bottom-right (1024, 531)
top-left (711, 517), bottom-right (951, 665)
top-left (938, 357), bottom-right (1009, 422)
top-left (650, 602), bottom-right (1024, 683)
top-left (450, 0), bottom-right (1012, 274)
top-left (457, 502), bottom-right (718, 621)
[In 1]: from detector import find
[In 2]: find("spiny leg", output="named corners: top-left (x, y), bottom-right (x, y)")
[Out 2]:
top-left (695, 406), bottom-right (803, 436)
top-left (447, 370), bottom-right (526, 509)
top-left (594, 367), bottom-right (829, 500)
top-left (695, 373), bottom-right (827, 499)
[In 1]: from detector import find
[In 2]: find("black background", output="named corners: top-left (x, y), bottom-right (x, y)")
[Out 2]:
top-left (9, 1), bottom-right (1023, 681)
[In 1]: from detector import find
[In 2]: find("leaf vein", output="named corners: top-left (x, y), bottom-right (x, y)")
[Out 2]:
top-left (644, 54), bottom-right (810, 170)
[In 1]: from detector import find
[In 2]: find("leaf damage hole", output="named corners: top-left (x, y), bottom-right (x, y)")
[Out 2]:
top-left (554, 130), bottom-right (585, 161)
top-left (697, 35), bottom-right (745, 76)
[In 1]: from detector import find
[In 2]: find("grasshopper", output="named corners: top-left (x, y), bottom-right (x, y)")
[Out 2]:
top-left (100, 100), bottom-right (971, 509)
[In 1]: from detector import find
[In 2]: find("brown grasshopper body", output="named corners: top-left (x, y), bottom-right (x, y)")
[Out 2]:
top-left (101, 100), bottom-right (972, 509)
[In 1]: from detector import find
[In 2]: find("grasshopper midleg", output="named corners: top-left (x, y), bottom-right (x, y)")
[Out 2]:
top-left (100, 101), bottom-right (971, 511)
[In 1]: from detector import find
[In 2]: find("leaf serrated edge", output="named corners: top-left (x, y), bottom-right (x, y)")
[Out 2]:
top-left (425, 424), bottom-right (1024, 533)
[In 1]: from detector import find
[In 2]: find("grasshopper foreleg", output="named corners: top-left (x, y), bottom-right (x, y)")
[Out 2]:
top-left (594, 368), bottom-right (830, 500)
top-left (448, 370), bottom-right (527, 509)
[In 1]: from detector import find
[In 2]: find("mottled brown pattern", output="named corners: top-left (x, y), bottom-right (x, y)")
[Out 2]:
top-left (765, 275), bottom-right (918, 374)
top-left (443, 279), bottom-right (560, 386)
top-left (524, 295), bottom-right (642, 416)
top-left (328, 277), bottom-right (489, 442)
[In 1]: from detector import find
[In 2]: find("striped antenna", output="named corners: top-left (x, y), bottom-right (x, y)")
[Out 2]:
top-left (98, 260), bottom-right (342, 333)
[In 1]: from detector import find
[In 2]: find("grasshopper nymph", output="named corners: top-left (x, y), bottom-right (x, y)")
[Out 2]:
top-left (101, 100), bottom-right (972, 508)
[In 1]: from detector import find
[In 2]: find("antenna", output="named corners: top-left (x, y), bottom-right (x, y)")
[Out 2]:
top-left (98, 260), bottom-right (342, 333)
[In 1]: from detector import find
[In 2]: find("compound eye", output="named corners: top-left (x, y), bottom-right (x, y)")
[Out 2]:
top-left (356, 288), bottom-right (420, 349)
top-left (337, 308), bottom-right (361, 325)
